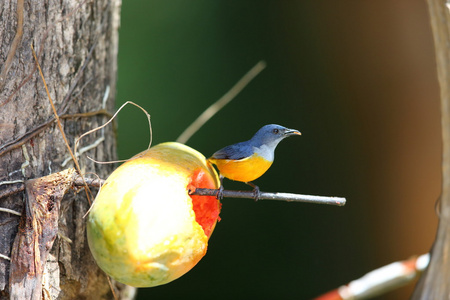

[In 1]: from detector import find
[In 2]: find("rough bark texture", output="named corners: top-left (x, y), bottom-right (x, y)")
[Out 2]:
top-left (0, 0), bottom-right (136, 299)
top-left (9, 169), bottom-right (76, 300)
top-left (412, 0), bottom-right (450, 298)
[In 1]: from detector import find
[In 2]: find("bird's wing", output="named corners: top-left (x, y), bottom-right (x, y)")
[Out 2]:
top-left (210, 142), bottom-right (253, 160)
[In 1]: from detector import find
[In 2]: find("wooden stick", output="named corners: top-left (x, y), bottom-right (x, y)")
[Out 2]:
top-left (176, 61), bottom-right (266, 144)
top-left (1, 174), bottom-right (346, 207)
top-left (191, 188), bottom-right (346, 206)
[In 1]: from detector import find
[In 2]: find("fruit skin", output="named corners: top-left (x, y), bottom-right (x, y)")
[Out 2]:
top-left (87, 142), bottom-right (220, 287)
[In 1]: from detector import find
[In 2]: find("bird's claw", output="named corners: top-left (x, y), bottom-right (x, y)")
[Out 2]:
top-left (245, 181), bottom-right (261, 201)
top-left (216, 185), bottom-right (224, 200)
top-left (252, 186), bottom-right (261, 201)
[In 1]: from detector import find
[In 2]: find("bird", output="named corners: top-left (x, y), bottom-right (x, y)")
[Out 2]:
top-left (208, 124), bottom-right (301, 199)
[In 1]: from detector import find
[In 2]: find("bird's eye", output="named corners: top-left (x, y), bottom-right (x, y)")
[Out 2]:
top-left (272, 129), bottom-right (279, 134)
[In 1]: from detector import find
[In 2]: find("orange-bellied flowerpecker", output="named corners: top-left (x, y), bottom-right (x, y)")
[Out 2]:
top-left (208, 124), bottom-right (301, 199)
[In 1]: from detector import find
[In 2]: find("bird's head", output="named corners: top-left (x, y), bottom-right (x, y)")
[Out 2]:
top-left (251, 124), bottom-right (301, 148)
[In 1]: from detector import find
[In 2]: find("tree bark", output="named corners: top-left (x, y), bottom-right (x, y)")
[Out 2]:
top-left (412, 0), bottom-right (450, 298)
top-left (0, 0), bottom-right (135, 299)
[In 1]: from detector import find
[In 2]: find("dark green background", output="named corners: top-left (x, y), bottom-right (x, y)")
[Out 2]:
top-left (116, 1), bottom-right (440, 299)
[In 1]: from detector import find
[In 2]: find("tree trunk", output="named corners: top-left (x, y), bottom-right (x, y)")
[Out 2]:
top-left (0, 0), bottom-right (135, 299)
top-left (412, 0), bottom-right (450, 298)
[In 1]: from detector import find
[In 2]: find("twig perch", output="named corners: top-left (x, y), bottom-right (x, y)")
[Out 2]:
top-left (2, 174), bottom-right (346, 206)
top-left (191, 188), bottom-right (346, 206)
top-left (74, 175), bottom-right (346, 206)
top-left (176, 60), bottom-right (267, 144)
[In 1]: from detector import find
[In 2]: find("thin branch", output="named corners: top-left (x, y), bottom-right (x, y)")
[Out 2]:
top-left (176, 60), bottom-right (267, 144)
top-left (1, 173), bottom-right (345, 207)
top-left (191, 188), bottom-right (346, 206)
top-left (74, 175), bottom-right (346, 206)
top-left (61, 136), bottom-right (105, 167)
top-left (0, 0), bottom-right (24, 91)
top-left (0, 180), bottom-right (24, 186)
top-left (0, 208), bottom-right (21, 216)
top-left (60, 109), bottom-right (113, 120)
top-left (73, 176), bottom-right (103, 189)
top-left (0, 174), bottom-right (98, 201)
top-left (0, 121), bottom-right (53, 157)
top-left (74, 175), bottom-right (345, 206)
top-left (314, 253), bottom-right (430, 300)
top-left (31, 45), bottom-right (94, 207)
top-left (32, 46), bottom-right (86, 176)
top-left (107, 276), bottom-right (119, 300)
top-left (0, 181), bottom-right (25, 199)
top-left (0, 253), bottom-right (11, 261)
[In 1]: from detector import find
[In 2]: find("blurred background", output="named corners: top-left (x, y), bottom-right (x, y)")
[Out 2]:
top-left (116, 1), bottom-right (441, 299)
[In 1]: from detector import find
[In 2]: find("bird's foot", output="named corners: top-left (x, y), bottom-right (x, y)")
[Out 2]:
top-left (246, 182), bottom-right (260, 201)
top-left (215, 185), bottom-right (224, 200)
top-left (252, 186), bottom-right (261, 201)
top-left (216, 176), bottom-right (225, 200)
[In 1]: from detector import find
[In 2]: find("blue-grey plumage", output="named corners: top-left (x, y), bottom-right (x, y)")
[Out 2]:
top-left (208, 124), bottom-right (301, 199)
top-left (210, 124), bottom-right (301, 161)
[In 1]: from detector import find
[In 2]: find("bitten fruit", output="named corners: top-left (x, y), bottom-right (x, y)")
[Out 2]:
top-left (87, 142), bottom-right (221, 287)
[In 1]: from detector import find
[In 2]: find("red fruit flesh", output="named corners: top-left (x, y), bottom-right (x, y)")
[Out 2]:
top-left (188, 168), bottom-right (221, 238)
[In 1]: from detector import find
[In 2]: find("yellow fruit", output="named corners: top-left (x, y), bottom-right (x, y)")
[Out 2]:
top-left (87, 142), bottom-right (221, 287)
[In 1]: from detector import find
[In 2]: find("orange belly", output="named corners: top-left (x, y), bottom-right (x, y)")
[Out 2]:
top-left (209, 154), bottom-right (273, 182)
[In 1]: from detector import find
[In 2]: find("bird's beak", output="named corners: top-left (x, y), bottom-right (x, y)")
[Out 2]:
top-left (285, 129), bottom-right (301, 136)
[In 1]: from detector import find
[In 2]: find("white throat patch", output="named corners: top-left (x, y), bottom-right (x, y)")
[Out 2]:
top-left (253, 144), bottom-right (275, 162)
